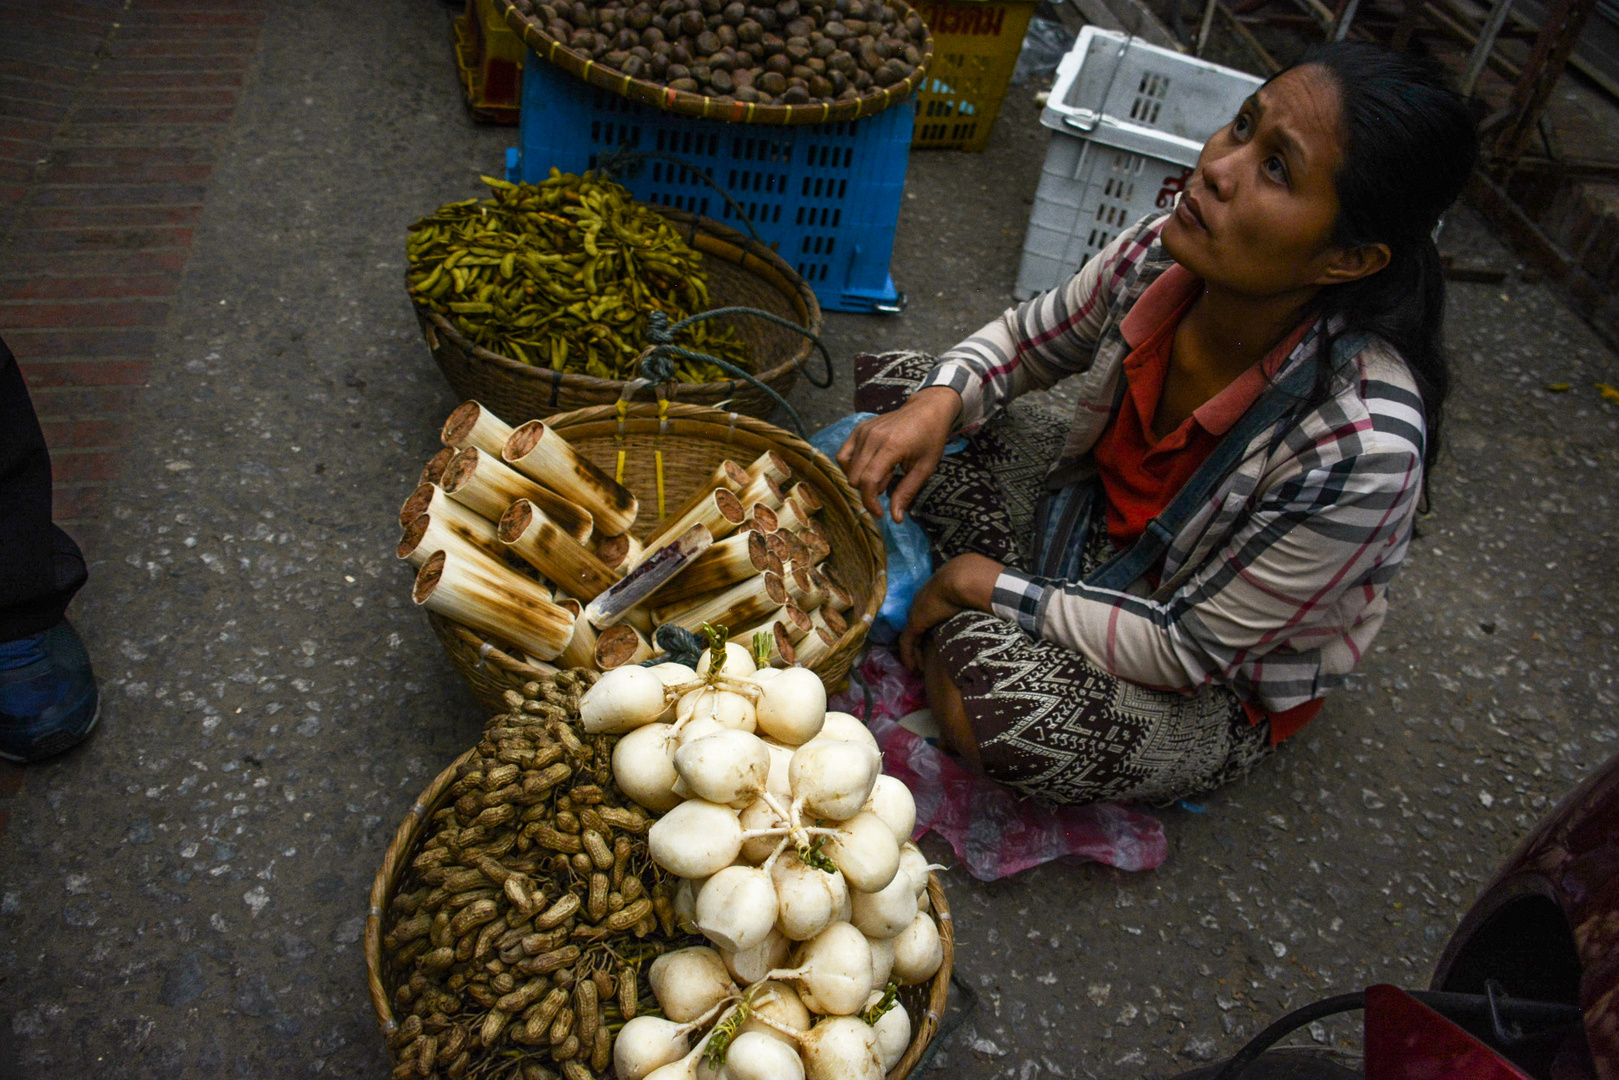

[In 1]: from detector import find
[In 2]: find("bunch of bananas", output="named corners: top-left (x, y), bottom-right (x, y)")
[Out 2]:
top-left (407, 171), bottom-right (751, 383)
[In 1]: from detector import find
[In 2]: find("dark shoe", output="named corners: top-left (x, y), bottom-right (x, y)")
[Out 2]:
top-left (0, 620), bottom-right (99, 762)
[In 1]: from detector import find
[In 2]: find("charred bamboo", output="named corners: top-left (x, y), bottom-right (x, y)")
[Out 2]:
top-left (784, 566), bottom-right (826, 611)
top-left (779, 603), bottom-right (813, 642)
top-left (652, 570), bottom-right (787, 634)
top-left (821, 572), bottom-right (853, 613)
top-left (412, 551), bottom-right (576, 661)
top-left (441, 448), bottom-right (595, 544)
top-left (420, 447), bottom-right (456, 488)
top-left (784, 482), bottom-right (823, 515)
top-left (792, 625), bottom-right (836, 668)
top-left (591, 532), bottom-right (643, 575)
top-left (502, 421), bottom-right (638, 537)
top-left (555, 598), bottom-right (600, 671)
top-left (746, 451), bottom-right (792, 485)
top-left (441, 400), bottom-right (517, 457)
top-left (499, 500), bottom-right (620, 602)
top-left (655, 531), bottom-right (780, 606)
top-left (398, 511), bottom-right (512, 572)
top-left (741, 504), bottom-right (780, 536)
top-left (400, 481), bottom-right (497, 532)
top-left (796, 522), bottom-right (832, 562)
top-left (653, 460), bottom-right (748, 540)
top-left (810, 604), bottom-right (847, 640)
top-left (584, 525), bottom-right (713, 629)
top-left (593, 624), bottom-right (653, 670)
top-left (639, 488), bottom-right (745, 556)
top-left (737, 474), bottom-right (784, 514)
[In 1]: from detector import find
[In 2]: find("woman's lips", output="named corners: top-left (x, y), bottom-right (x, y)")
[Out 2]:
top-left (1178, 192), bottom-right (1209, 233)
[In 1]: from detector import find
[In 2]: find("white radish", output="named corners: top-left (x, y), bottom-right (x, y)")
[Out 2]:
top-left (653, 662), bottom-right (700, 721)
top-left (677, 686), bottom-right (758, 733)
top-left (614, 1015), bottom-right (693, 1080)
top-left (771, 851), bottom-right (841, 941)
top-left (789, 739), bottom-right (881, 821)
top-left (580, 666), bottom-right (670, 734)
top-left (721, 927), bottom-right (790, 985)
top-left (866, 935), bottom-right (895, 989)
top-left (674, 877), bottom-right (700, 934)
top-left (674, 730), bottom-right (770, 807)
top-left (797, 1016), bottom-right (884, 1080)
top-left (864, 991), bottom-right (911, 1072)
top-left (833, 870), bottom-right (853, 924)
top-left (754, 667), bottom-right (827, 745)
top-left (613, 722), bottom-right (682, 812)
top-left (697, 640), bottom-right (757, 677)
top-left (649, 800), bottom-right (743, 879)
top-left (890, 912), bottom-right (943, 986)
top-left (849, 870), bottom-right (918, 940)
top-left (761, 739), bottom-right (795, 798)
top-left (752, 666), bottom-right (782, 683)
top-left (696, 865), bottom-right (779, 951)
top-left (738, 981), bottom-right (811, 1047)
top-left (863, 774), bottom-right (916, 845)
top-left (676, 715), bottom-right (729, 748)
top-left (769, 922), bottom-right (873, 1016)
top-left (825, 812), bottom-right (900, 894)
top-left (739, 797), bottom-right (788, 863)
top-left (897, 844), bottom-right (931, 901)
top-left (649, 946), bottom-right (739, 1022)
top-left (817, 711), bottom-right (880, 753)
top-left (723, 1031), bottom-right (805, 1080)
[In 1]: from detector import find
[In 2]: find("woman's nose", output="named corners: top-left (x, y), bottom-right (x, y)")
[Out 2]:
top-left (1201, 146), bottom-right (1237, 200)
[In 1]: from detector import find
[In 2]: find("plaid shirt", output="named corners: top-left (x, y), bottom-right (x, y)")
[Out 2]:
top-left (919, 212), bottom-right (1426, 712)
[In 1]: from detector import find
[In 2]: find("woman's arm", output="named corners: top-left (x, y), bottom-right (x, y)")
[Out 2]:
top-left (896, 554), bottom-right (1003, 671)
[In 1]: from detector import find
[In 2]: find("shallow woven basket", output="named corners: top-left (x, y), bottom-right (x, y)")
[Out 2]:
top-left (366, 736), bottom-right (956, 1079)
top-left (495, 0), bottom-right (933, 126)
top-left (427, 402), bottom-right (885, 713)
top-left (413, 207), bottom-right (824, 425)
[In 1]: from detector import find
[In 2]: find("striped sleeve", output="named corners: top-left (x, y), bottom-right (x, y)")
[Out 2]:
top-left (992, 393), bottom-right (1426, 707)
top-left (918, 215), bottom-right (1165, 430)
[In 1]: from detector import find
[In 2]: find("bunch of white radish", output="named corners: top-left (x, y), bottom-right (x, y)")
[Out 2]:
top-left (579, 633), bottom-right (945, 1080)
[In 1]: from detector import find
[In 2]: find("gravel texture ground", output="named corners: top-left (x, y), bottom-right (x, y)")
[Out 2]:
top-left (0, 2), bottom-right (1616, 1077)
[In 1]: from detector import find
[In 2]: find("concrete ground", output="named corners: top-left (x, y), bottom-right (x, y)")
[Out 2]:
top-left (1, 1), bottom-right (1618, 1077)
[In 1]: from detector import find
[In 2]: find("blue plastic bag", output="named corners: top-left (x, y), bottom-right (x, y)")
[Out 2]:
top-left (810, 414), bottom-right (935, 642)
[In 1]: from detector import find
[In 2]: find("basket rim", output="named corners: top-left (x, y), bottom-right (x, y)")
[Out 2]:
top-left (413, 207), bottom-right (825, 401)
top-left (364, 741), bottom-right (954, 1080)
top-left (495, 0), bottom-right (935, 126)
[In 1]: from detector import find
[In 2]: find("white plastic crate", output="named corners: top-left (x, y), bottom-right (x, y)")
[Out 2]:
top-left (1014, 28), bottom-right (1263, 300)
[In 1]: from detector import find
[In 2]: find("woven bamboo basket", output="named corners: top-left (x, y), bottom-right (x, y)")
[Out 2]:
top-left (494, 0), bottom-right (934, 126)
top-left (413, 208), bottom-right (824, 425)
top-left (365, 734), bottom-right (956, 1079)
top-left (426, 402), bottom-right (885, 713)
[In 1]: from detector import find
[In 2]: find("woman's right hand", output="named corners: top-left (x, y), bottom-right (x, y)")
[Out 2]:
top-left (836, 385), bottom-right (962, 523)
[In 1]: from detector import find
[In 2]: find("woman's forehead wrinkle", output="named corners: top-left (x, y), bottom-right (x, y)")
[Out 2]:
top-left (1258, 74), bottom-right (1342, 174)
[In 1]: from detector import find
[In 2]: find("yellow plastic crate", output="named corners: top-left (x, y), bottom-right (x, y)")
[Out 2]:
top-left (912, 0), bottom-right (1039, 151)
top-left (453, 0), bottom-right (525, 123)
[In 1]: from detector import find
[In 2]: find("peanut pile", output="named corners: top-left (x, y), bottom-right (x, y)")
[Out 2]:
top-left (382, 671), bottom-right (697, 1080)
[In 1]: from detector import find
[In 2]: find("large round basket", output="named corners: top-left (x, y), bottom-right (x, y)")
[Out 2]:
top-left (413, 207), bottom-right (824, 425)
top-left (427, 402), bottom-right (885, 713)
top-left (495, 0), bottom-right (933, 127)
top-left (365, 734), bottom-right (956, 1079)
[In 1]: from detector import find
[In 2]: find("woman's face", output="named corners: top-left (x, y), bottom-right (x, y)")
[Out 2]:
top-left (1162, 64), bottom-right (1367, 298)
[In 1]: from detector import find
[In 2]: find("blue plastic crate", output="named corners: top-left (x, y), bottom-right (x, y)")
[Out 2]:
top-left (507, 54), bottom-right (912, 313)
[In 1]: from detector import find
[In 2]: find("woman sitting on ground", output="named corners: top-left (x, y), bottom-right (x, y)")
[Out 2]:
top-left (838, 42), bottom-right (1477, 805)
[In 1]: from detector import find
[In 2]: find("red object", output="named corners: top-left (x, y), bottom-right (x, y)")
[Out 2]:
top-left (1363, 985), bottom-right (1534, 1080)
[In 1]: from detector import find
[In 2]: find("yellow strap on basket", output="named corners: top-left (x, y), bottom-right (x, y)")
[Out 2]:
top-left (615, 397), bottom-right (629, 487)
top-left (654, 397), bottom-right (668, 520)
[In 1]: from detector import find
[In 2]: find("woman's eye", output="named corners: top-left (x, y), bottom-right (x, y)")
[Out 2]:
top-left (1233, 113), bottom-right (1251, 137)
top-left (1264, 155), bottom-right (1288, 183)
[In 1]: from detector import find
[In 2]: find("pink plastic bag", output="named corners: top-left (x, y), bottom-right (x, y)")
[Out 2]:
top-left (831, 648), bottom-right (1167, 881)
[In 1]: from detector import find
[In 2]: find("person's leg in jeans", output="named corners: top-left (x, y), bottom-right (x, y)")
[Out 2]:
top-left (0, 334), bottom-right (98, 761)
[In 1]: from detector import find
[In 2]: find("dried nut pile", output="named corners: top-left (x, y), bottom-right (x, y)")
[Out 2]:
top-left (506, 0), bottom-right (926, 106)
top-left (382, 673), bottom-right (696, 1080)
top-left (406, 171), bottom-right (750, 383)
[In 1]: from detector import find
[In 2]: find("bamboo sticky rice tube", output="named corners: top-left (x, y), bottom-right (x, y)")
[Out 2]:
top-left (442, 448), bottom-right (594, 543)
top-left (785, 566), bottom-right (826, 611)
top-left (592, 532), bottom-right (643, 575)
top-left (412, 550), bottom-right (576, 661)
top-left (746, 450), bottom-right (791, 485)
top-left (640, 487), bottom-right (745, 555)
top-left (763, 531), bottom-right (791, 565)
top-left (420, 447), bottom-right (456, 488)
top-left (555, 598), bottom-right (599, 670)
top-left (655, 530), bottom-right (781, 606)
top-left (793, 625), bottom-right (836, 668)
top-left (740, 504), bottom-right (779, 536)
top-left (777, 603), bottom-right (813, 642)
top-left (594, 624), bottom-right (653, 670)
top-left (502, 421), bottom-right (638, 537)
top-left (737, 473), bottom-right (784, 514)
top-left (441, 400), bottom-right (517, 456)
top-left (773, 499), bottom-right (813, 534)
top-left (654, 459), bottom-right (748, 539)
top-left (785, 482), bottom-right (823, 515)
top-left (821, 573), bottom-right (854, 614)
top-left (499, 500), bottom-right (620, 602)
top-left (400, 481), bottom-right (496, 532)
top-left (796, 522), bottom-right (832, 562)
top-left (397, 511), bottom-right (511, 571)
top-left (584, 525), bottom-right (713, 629)
top-left (652, 570), bottom-right (788, 634)
top-left (810, 604), bottom-right (847, 640)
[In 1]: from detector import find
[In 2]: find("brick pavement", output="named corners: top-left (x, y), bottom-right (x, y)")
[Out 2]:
top-left (0, 0), bottom-right (269, 831)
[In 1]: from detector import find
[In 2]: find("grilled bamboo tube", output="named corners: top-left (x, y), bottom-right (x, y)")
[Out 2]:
top-left (585, 525), bottom-right (713, 629)
top-left (499, 500), bottom-right (620, 602)
top-left (441, 448), bottom-right (595, 544)
top-left (773, 499), bottom-right (813, 534)
top-left (420, 447), bottom-right (456, 488)
top-left (592, 532), bottom-right (643, 575)
top-left (653, 460), bottom-right (748, 541)
top-left (741, 504), bottom-right (780, 536)
top-left (397, 510), bottom-right (511, 571)
top-left (399, 481), bottom-right (497, 532)
top-left (792, 625), bottom-right (836, 668)
top-left (776, 603), bottom-right (813, 642)
top-left (655, 531), bottom-right (780, 607)
top-left (784, 482), bottom-right (822, 515)
top-left (594, 624), bottom-right (653, 670)
top-left (737, 474), bottom-right (784, 514)
top-left (652, 570), bottom-right (788, 634)
top-left (441, 400), bottom-right (517, 457)
top-left (412, 550), bottom-right (576, 661)
top-left (810, 604), bottom-right (847, 640)
top-left (784, 566), bottom-right (826, 611)
top-left (640, 487), bottom-right (745, 556)
top-left (796, 522), bottom-right (832, 562)
top-left (734, 617), bottom-right (797, 666)
top-left (555, 598), bottom-right (599, 670)
top-left (502, 421), bottom-right (639, 537)
top-left (746, 451), bottom-right (792, 485)
top-left (821, 572), bottom-right (853, 613)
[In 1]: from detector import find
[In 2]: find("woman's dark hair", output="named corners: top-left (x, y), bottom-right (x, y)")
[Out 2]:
top-left (1280, 42), bottom-right (1478, 479)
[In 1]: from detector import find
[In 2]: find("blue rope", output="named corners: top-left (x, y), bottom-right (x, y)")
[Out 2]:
top-left (639, 307), bottom-right (834, 439)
